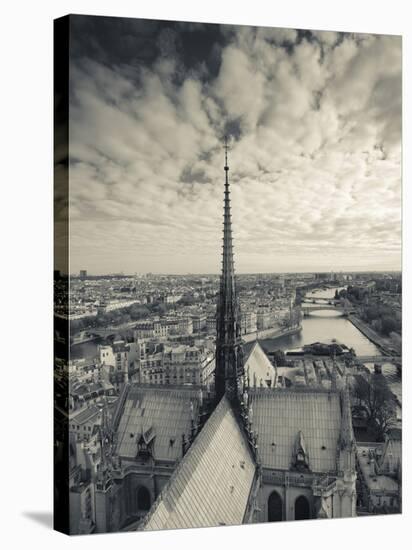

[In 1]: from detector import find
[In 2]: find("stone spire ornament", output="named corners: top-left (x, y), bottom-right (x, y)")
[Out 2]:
top-left (215, 136), bottom-right (244, 404)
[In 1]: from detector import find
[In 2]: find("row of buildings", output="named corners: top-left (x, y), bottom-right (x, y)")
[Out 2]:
top-left (131, 304), bottom-right (296, 339)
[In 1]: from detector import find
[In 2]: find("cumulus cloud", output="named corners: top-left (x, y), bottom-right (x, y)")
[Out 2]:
top-left (68, 18), bottom-right (401, 274)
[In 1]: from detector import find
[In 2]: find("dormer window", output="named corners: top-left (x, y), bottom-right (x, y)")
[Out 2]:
top-left (137, 435), bottom-right (151, 458)
top-left (292, 431), bottom-right (310, 472)
top-left (136, 426), bottom-right (156, 459)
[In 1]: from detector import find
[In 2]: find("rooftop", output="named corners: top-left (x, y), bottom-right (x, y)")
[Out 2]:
top-left (69, 404), bottom-right (101, 425)
top-left (140, 395), bottom-right (257, 531)
top-left (244, 341), bottom-right (276, 387)
top-left (116, 385), bottom-right (202, 462)
top-left (249, 388), bottom-right (343, 473)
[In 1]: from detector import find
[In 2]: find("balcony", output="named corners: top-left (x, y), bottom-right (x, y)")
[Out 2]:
top-left (262, 469), bottom-right (337, 494)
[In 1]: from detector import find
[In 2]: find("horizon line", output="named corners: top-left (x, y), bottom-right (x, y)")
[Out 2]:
top-left (63, 269), bottom-right (402, 277)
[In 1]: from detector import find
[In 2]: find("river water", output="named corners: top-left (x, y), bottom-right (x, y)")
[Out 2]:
top-left (261, 310), bottom-right (381, 355)
top-left (261, 286), bottom-right (401, 408)
top-left (70, 338), bottom-right (103, 360)
top-left (261, 286), bottom-right (380, 355)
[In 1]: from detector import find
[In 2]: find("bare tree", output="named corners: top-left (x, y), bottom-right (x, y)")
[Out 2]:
top-left (352, 372), bottom-right (397, 441)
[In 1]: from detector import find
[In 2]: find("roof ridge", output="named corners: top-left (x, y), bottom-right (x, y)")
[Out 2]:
top-left (128, 383), bottom-right (203, 395)
top-left (243, 339), bottom-right (259, 363)
top-left (250, 386), bottom-right (340, 396)
top-left (138, 395), bottom-right (257, 531)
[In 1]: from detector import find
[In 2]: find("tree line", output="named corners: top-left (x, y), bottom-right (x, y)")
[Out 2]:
top-left (336, 285), bottom-right (401, 337)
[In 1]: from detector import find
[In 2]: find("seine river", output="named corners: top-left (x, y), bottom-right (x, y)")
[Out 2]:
top-left (71, 338), bottom-right (103, 360)
top-left (261, 286), bottom-right (380, 356)
top-left (261, 286), bottom-right (401, 407)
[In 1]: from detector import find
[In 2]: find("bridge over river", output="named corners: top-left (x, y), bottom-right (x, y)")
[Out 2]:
top-left (72, 322), bottom-right (138, 344)
top-left (301, 304), bottom-right (356, 316)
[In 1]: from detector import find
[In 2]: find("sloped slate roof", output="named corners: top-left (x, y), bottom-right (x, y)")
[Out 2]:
top-left (141, 396), bottom-right (257, 531)
top-left (116, 385), bottom-right (201, 462)
top-left (249, 388), bottom-right (342, 473)
top-left (379, 437), bottom-right (401, 474)
top-left (244, 341), bottom-right (276, 387)
top-left (70, 404), bottom-right (101, 425)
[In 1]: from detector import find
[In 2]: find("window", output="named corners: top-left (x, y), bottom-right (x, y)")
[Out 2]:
top-left (268, 491), bottom-right (283, 522)
top-left (295, 495), bottom-right (311, 520)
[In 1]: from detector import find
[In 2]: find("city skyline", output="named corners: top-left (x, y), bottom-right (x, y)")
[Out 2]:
top-left (68, 17), bottom-right (401, 274)
top-left (69, 269), bottom-right (402, 277)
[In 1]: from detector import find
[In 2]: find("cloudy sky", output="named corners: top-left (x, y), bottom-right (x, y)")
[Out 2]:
top-left (68, 16), bottom-right (401, 274)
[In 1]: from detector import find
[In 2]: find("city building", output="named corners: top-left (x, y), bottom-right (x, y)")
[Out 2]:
top-left (134, 321), bottom-right (168, 340)
top-left (206, 315), bottom-right (216, 333)
top-left (240, 309), bottom-right (257, 335)
top-left (191, 314), bottom-right (207, 333)
top-left (256, 305), bottom-right (274, 330)
top-left (139, 343), bottom-right (215, 387)
top-left (163, 316), bottom-right (193, 336)
top-left (99, 339), bottom-right (139, 390)
top-left (160, 294), bottom-right (182, 304)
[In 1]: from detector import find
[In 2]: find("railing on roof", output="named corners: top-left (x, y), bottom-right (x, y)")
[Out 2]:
top-left (312, 475), bottom-right (337, 495)
top-left (251, 386), bottom-right (338, 395)
top-left (111, 461), bottom-right (176, 480)
top-left (262, 469), bottom-right (307, 486)
top-left (262, 468), bottom-right (337, 491)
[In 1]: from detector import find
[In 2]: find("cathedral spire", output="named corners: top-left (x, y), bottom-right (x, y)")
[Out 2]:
top-left (215, 136), bottom-right (244, 404)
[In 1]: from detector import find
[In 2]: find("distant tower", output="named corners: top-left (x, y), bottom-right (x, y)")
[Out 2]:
top-left (215, 137), bottom-right (244, 404)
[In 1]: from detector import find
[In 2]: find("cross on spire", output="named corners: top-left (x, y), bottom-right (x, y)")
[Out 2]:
top-left (223, 135), bottom-right (229, 170)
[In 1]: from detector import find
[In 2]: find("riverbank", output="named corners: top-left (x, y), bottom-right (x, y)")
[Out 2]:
top-left (243, 324), bottom-right (302, 344)
top-left (348, 315), bottom-right (394, 355)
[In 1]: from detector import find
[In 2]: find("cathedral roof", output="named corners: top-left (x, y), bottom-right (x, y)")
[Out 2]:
top-left (244, 341), bottom-right (277, 388)
top-left (116, 385), bottom-right (202, 462)
top-left (140, 395), bottom-right (258, 531)
top-left (249, 388), bottom-right (343, 473)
